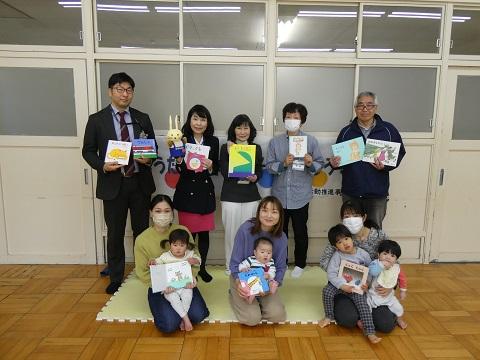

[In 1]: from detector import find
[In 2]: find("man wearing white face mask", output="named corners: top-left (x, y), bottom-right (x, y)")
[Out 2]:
top-left (266, 102), bottom-right (325, 278)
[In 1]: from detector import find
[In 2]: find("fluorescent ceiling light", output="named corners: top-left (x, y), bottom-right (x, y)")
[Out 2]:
top-left (183, 6), bottom-right (240, 13)
top-left (334, 48), bottom-right (355, 52)
top-left (121, 46), bottom-right (143, 49)
top-left (183, 46), bottom-right (238, 50)
top-left (391, 11), bottom-right (441, 17)
top-left (361, 48), bottom-right (394, 52)
top-left (58, 1), bottom-right (81, 4)
top-left (155, 6), bottom-right (179, 13)
top-left (97, 8), bottom-right (150, 12)
top-left (452, 16), bottom-right (471, 23)
top-left (298, 11), bottom-right (356, 18)
top-left (97, 4), bottom-right (148, 9)
top-left (278, 48), bottom-right (332, 52)
top-left (388, 14), bottom-right (440, 19)
top-left (363, 11), bottom-right (385, 18)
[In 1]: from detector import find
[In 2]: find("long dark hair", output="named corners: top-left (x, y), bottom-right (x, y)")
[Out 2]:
top-left (250, 196), bottom-right (284, 238)
top-left (182, 104), bottom-right (215, 138)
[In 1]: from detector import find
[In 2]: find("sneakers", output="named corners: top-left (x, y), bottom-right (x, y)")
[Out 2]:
top-left (291, 266), bottom-right (304, 278)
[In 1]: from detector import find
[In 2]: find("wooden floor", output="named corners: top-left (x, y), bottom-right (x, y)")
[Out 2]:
top-left (1, 263), bottom-right (480, 359)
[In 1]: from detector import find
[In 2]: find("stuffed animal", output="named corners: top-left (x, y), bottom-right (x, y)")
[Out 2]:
top-left (166, 115), bottom-right (185, 158)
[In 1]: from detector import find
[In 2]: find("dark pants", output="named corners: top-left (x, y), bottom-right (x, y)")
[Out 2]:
top-left (148, 287), bottom-right (210, 333)
top-left (103, 176), bottom-right (150, 283)
top-left (333, 293), bottom-right (397, 333)
top-left (342, 194), bottom-right (388, 229)
top-left (283, 203), bottom-right (309, 268)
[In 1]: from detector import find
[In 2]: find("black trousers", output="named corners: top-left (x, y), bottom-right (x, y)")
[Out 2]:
top-left (103, 176), bottom-right (150, 283)
top-left (283, 203), bottom-right (309, 268)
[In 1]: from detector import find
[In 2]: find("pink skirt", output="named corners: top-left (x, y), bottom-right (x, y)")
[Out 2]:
top-left (178, 211), bottom-right (215, 233)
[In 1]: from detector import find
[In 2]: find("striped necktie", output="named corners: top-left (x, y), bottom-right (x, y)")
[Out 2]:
top-left (118, 111), bottom-right (134, 177)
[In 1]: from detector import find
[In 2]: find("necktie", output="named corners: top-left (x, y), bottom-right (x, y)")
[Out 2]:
top-left (118, 111), bottom-right (134, 177)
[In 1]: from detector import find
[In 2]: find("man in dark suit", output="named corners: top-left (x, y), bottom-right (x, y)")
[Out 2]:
top-left (82, 72), bottom-right (156, 294)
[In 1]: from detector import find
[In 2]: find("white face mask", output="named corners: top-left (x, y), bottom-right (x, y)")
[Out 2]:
top-left (342, 217), bottom-right (363, 235)
top-left (152, 212), bottom-right (173, 227)
top-left (284, 118), bottom-right (301, 132)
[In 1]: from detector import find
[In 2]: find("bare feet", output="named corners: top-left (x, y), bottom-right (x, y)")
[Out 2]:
top-left (397, 317), bottom-right (408, 329)
top-left (179, 320), bottom-right (185, 331)
top-left (319, 317), bottom-right (333, 328)
top-left (367, 334), bottom-right (382, 344)
top-left (183, 316), bottom-right (193, 331)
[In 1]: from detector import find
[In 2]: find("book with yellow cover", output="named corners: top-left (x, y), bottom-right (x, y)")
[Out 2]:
top-left (228, 144), bottom-right (256, 178)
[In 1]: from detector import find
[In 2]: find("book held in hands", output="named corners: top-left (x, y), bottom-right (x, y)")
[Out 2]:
top-left (238, 267), bottom-right (269, 296)
top-left (184, 143), bottom-right (210, 172)
top-left (228, 144), bottom-right (256, 178)
top-left (132, 139), bottom-right (157, 159)
top-left (362, 139), bottom-right (401, 167)
top-left (150, 261), bottom-right (193, 293)
top-left (331, 137), bottom-right (365, 166)
top-left (289, 135), bottom-right (308, 171)
top-left (338, 260), bottom-right (369, 294)
top-left (105, 140), bottom-right (131, 165)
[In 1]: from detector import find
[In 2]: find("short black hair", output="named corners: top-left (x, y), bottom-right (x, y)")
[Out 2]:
top-left (182, 104), bottom-right (215, 138)
top-left (377, 240), bottom-right (401, 259)
top-left (282, 102), bottom-right (308, 124)
top-left (328, 224), bottom-right (352, 246)
top-left (108, 72), bottom-right (135, 89)
top-left (227, 114), bottom-right (257, 143)
top-left (160, 229), bottom-right (195, 251)
top-left (254, 236), bottom-right (273, 250)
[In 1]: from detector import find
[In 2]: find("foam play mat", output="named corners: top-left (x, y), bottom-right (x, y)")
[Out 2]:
top-left (97, 266), bottom-right (326, 324)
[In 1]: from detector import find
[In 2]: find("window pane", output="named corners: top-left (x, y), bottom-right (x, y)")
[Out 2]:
top-left (358, 67), bottom-right (437, 132)
top-left (97, 1), bottom-right (179, 49)
top-left (99, 63), bottom-right (180, 130)
top-left (276, 66), bottom-right (355, 132)
top-left (0, 0), bottom-right (82, 46)
top-left (451, 9), bottom-right (480, 56)
top-left (452, 76), bottom-right (480, 140)
top-left (361, 6), bottom-right (441, 54)
top-left (183, 64), bottom-right (264, 131)
top-left (183, 1), bottom-right (265, 50)
top-left (277, 5), bottom-right (357, 53)
top-left (0, 67), bottom-right (76, 136)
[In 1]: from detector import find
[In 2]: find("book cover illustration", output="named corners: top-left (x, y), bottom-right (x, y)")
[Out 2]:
top-left (338, 260), bottom-right (369, 295)
top-left (289, 136), bottom-right (308, 158)
top-left (228, 144), bottom-right (256, 178)
top-left (105, 140), bottom-right (132, 165)
top-left (331, 137), bottom-right (365, 166)
top-left (238, 267), bottom-right (269, 296)
top-left (150, 260), bottom-right (193, 293)
top-left (362, 139), bottom-right (401, 167)
top-left (289, 136), bottom-right (308, 171)
top-left (132, 139), bottom-right (157, 159)
top-left (184, 143), bottom-right (210, 172)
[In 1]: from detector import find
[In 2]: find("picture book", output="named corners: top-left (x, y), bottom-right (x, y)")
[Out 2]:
top-left (105, 140), bottom-right (131, 165)
top-left (132, 139), bottom-right (157, 159)
top-left (362, 139), bottom-right (401, 167)
top-left (184, 143), bottom-right (210, 172)
top-left (228, 144), bottom-right (256, 178)
top-left (331, 137), bottom-right (365, 166)
top-left (238, 267), bottom-right (269, 296)
top-left (150, 261), bottom-right (193, 293)
top-left (289, 136), bottom-right (308, 158)
top-left (338, 260), bottom-right (369, 295)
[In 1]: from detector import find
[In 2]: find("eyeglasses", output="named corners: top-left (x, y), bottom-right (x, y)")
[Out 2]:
top-left (355, 103), bottom-right (376, 110)
top-left (113, 87), bottom-right (134, 95)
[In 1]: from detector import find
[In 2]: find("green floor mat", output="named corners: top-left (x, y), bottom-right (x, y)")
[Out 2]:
top-left (97, 265), bottom-right (326, 324)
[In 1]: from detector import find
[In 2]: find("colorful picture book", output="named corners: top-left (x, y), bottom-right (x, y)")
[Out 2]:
top-left (228, 144), bottom-right (256, 178)
top-left (362, 139), bottom-right (401, 167)
top-left (238, 267), bottom-right (269, 296)
top-left (289, 136), bottom-right (308, 158)
top-left (150, 261), bottom-right (193, 293)
top-left (331, 137), bottom-right (365, 166)
top-left (105, 140), bottom-right (131, 165)
top-left (132, 139), bottom-right (157, 159)
top-left (338, 260), bottom-right (369, 295)
top-left (184, 143), bottom-right (210, 172)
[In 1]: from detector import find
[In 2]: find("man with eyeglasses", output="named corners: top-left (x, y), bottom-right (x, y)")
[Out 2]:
top-left (82, 72), bottom-right (157, 294)
top-left (329, 91), bottom-right (405, 229)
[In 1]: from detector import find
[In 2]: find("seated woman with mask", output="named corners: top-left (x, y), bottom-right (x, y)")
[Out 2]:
top-left (319, 200), bottom-right (397, 333)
